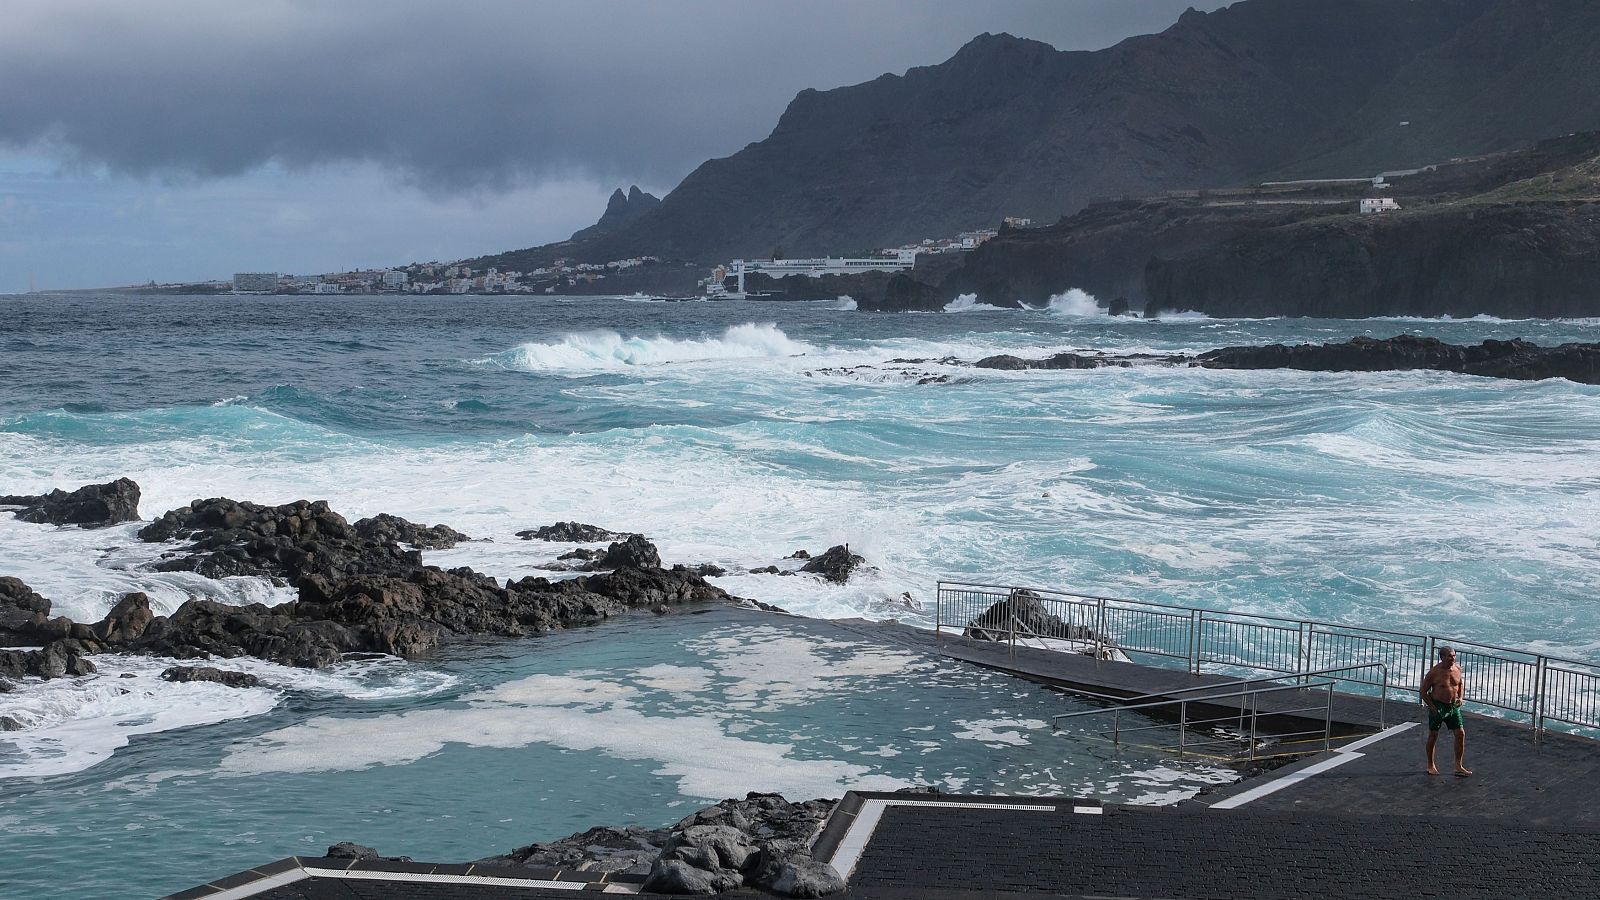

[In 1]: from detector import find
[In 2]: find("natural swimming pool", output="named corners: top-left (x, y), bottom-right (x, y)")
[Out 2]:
top-left (1, 606), bottom-right (1234, 899)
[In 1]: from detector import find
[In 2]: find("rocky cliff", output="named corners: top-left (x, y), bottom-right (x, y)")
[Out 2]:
top-left (845, 131), bottom-right (1600, 317)
top-left (1145, 200), bottom-right (1600, 318)
top-left (568, 185), bottom-right (661, 243)
top-left (479, 0), bottom-right (1600, 270)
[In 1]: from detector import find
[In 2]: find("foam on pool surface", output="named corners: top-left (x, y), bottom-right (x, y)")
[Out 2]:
top-left (1, 607), bottom-right (1235, 899)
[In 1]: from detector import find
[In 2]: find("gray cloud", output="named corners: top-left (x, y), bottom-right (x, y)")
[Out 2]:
top-left (0, 0), bottom-right (1221, 191)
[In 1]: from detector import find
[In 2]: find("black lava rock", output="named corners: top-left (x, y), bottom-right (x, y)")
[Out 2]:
top-left (0, 478), bottom-right (141, 528)
top-left (160, 665), bottom-right (262, 688)
top-left (517, 522), bottom-right (627, 542)
top-left (800, 545), bottom-right (866, 584)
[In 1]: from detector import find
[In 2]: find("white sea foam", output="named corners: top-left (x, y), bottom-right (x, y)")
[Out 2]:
top-left (828, 295), bottom-right (858, 311)
top-left (483, 323), bottom-right (813, 372)
top-left (0, 654), bottom-right (457, 779)
top-left (950, 717), bottom-right (1048, 747)
top-left (684, 626), bottom-right (935, 711)
top-left (0, 656), bottom-right (280, 779)
top-left (943, 293), bottom-right (1008, 313)
top-left (219, 669), bottom-right (912, 799)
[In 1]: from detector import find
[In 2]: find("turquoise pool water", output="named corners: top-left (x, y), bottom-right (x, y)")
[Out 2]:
top-left (0, 608), bottom-right (1232, 898)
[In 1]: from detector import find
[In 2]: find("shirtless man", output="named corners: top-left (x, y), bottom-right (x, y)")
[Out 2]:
top-left (1421, 645), bottom-right (1472, 776)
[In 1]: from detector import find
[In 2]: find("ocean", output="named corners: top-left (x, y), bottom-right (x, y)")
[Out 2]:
top-left (2, 293), bottom-right (1598, 897)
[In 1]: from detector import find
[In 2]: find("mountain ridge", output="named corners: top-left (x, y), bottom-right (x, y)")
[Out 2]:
top-left (472, 0), bottom-right (1600, 271)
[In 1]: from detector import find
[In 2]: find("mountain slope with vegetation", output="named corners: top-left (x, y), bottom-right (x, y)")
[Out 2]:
top-left (477, 0), bottom-right (1600, 272)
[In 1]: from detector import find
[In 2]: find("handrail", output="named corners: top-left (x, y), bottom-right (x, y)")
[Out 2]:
top-left (1051, 680), bottom-right (1341, 762)
top-left (1052, 680), bottom-right (1338, 724)
top-left (1122, 662), bottom-right (1388, 729)
top-left (935, 580), bottom-right (1600, 739)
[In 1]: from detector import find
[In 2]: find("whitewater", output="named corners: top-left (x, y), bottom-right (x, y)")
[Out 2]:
top-left (3, 292), bottom-right (1599, 897)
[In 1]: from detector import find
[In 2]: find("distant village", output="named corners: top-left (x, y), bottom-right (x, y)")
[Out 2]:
top-left (157, 187), bottom-right (1403, 298)
top-left (197, 172), bottom-right (1422, 299)
top-left (213, 218), bottom-right (1033, 296)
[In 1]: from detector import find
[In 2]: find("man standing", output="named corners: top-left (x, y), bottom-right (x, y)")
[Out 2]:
top-left (1421, 645), bottom-right (1472, 776)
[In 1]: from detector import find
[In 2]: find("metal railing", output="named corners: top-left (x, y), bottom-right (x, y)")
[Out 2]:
top-left (1050, 664), bottom-right (1389, 762)
top-left (936, 581), bottom-right (1600, 738)
top-left (1053, 680), bottom-right (1339, 762)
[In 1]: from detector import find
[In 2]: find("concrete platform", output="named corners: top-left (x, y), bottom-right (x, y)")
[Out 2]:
top-left (828, 793), bottom-right (1600, 900)
top-left (162, 615), bottom-right (1600, 899)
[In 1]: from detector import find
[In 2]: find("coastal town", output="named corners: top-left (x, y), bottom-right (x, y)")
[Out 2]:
top-left (184, 221), bottom-right (1028, 296)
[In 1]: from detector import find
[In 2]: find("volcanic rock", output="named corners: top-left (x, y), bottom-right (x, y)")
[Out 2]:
top-left (517, 522), bottom-right (628, 543)
top-left (0, 715), bottom-right (22, 731)
top-left (0, 640), bottom-right (97, 679)
top-left (137, 498), bottom-right (433, 585)
top-left (800, 545), bottom-right (865, 584)
top-left (1196, 335), bottom-right (1600, 385)
top-left (160, 665), bottom-right (261, 688)
top-left (0, 478), bottom-right (141, 528)
top-left (353, 513), bottom-right (469, 549)
top-left (965, 589), bottom-right (1102, 648)
top-left (487, 793), bottom-right (840, 897)
top-left (0, 576), bottom-right (61, 644)
top-left (592, 534), bottom-right (662, 570)
top-left (91, 593), bottom-right (153, 644)
top-left (325, 842), bottom-right (381, 861)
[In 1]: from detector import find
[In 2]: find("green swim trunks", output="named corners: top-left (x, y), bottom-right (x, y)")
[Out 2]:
top-left (1428, 700), bottom-right (1463, 731)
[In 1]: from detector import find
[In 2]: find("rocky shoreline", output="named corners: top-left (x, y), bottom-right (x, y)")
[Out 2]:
top-left (0, 483), bottom-right (736, 678)
top-left (0, 481), bottom-right (889, 681)
top-left (970, 335), bottom-right (1600, 385)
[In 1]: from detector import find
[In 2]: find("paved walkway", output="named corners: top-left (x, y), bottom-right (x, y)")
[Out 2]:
top-left (840, 798), bottom-right (1600, 899)
top-left (1202, 712), bottom-right (1600, 825)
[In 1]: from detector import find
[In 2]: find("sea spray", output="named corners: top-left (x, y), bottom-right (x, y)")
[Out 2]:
top-left (943, 293), bottom-right (1008, 313)
top-left (1041, 288), bottom-right (1104, 316)
top-left (485, 322), bottom-right (813, 371)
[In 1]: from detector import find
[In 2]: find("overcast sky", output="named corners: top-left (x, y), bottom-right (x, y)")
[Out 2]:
top-left (0, 0), bottom-right (1224, 291)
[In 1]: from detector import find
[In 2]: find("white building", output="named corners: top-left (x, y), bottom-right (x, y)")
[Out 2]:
top-left (1359, 198), bottom-right (1402, 214)
top-left (380, 270), bottom-right (408, 289)
top-left (311, 282), bottom-right (342, 294)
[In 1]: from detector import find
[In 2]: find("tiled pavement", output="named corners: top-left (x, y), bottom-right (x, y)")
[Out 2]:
top-left (845, 802), bottom-right (1600, 899)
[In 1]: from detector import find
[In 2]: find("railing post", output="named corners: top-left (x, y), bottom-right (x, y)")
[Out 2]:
top-left (1379, 663), bottom-right (1388, 730)
top-left (1113, 709), bottom-right (1121, 746)
top-left (1179, 702), bottom-right (1187, 757)
top-left (1008, 589), bottom-right (1017, 655)
top-left (935, 583), bottom-right (943, 638)
top-left (1249, 691), bottom-right (1259, 762)
top-left (1190, 610), bottom-right (1202, 675)
top-left (1095, 597), bottom-right (1106, 662)
top-left (1298, 621), bottom-right (1309, 683)
top-left (1324, 682), bottom-right (1334, 753)
top-left (1533, 656), bottom-right (1547, 742)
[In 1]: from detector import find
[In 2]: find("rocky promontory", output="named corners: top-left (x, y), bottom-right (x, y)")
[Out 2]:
top-left (968, 336), bottom-right (1600, 385)
top-left (1195, 335), bottom-right (1600, 384)
top-left (0, 478), bottom-right (141, 528)
top-left (1, 484), bottom-right (737, 677)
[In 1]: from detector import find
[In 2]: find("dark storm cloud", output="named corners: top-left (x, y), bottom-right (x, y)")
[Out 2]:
top-left (0, 0), bottom-right (1220, 191)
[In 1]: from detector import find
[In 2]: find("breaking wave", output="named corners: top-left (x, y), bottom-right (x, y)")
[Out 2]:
top-left (483, 323), bottom-right (814, 372)
top-left (943, 293), bottom-right (1008, 313)
top-left (1040, 288), bottom-right (1106, 317)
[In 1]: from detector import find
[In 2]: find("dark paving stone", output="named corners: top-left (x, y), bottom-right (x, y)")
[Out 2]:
top-left (1204, 715), bottom-right (1600, 825)
top-left (846, 803), bottom-right (1600, 900)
